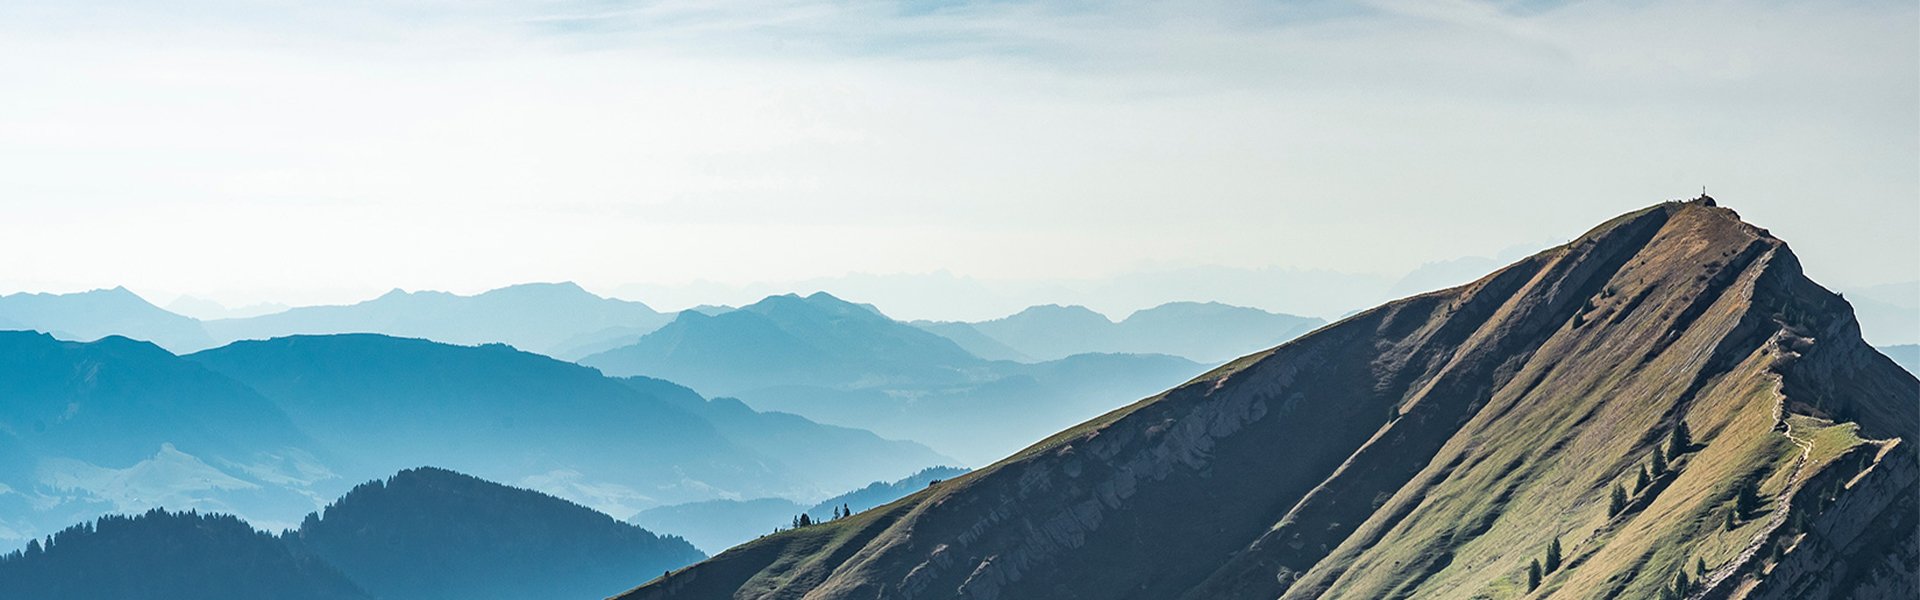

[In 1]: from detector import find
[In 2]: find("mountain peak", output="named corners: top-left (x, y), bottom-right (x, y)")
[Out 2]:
top-left (482, 281), bottom-right (595, 299)
top-left (623, 200), bottom-right (1917, 599)
top-left (1004, 303), bottom-right (1112, 323)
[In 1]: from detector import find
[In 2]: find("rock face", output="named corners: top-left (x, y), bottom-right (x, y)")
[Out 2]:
top-left (614, 200), bottom-right (1917, 600)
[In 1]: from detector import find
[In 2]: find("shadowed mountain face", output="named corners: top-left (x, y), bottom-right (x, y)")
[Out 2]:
top-left (618, 200), bottom-right (1919, 600)
top-left (925, 301), bottom-right (1325, 363)
top-left (202, 282), bottom-right (671, 357)
top-left (0, 332), bottom-right (335, 547)
top-left (0, 287), bottom-right (214, 352)
top-left (290, 467), bottom-right (705, 600)
top-left (0, 509), bottom-right (368, 600)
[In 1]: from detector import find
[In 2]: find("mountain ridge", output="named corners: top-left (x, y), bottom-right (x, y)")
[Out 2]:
top-left (2, 466), bottom-right (706, 600)
top-left (291, 466), bottom-right (704, 600)
top-left (917, 300), bottom-right (1325, 363)
top-left (186, 333), bottom-right (952, 512)
top-left (617, 199), bottom-right (1918, 600)
top-left (201, 282), bottom-right (670, 356)
top-left (0, 287), bottom-right (214, 352)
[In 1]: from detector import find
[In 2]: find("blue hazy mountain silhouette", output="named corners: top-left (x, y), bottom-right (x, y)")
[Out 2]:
top-left (921, 301), bottom-right (1325, 363)
top-left (909, 320), bottom-right (1033, 361)
top-left (613, 376), bottom-right (955, 494)
top-left (0, 509), bottom-right (368, 600)
top-left (0, 331), bottom-right (336, 546)
top-left (798, 465), bottom-right (967, 522)
top-left (581, 292), bottom-right (985, 394)
top-left (580, 292), bottom-right (1209, 463)
top-left (1, 466), bottom-right (706, 600)
top-left (630, 466), bottom-right (969, 554)
top-left (290, 467), bottom-right (705, 600)
top-left (1882, 344), bottom-right (1918, 375)
top-left (0, 330), bottom-right (950, 548)
top-left (0, 287), bottom-right (214, 352)
top-left (202, 282), bottom-right (671, 356)
top-left (187, 333), bottom-right (947, 512)
top-left (734, 352), bottom-right (1208, 464)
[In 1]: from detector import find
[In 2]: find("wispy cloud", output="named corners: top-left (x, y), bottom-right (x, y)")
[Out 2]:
top-left (0, 1), bottom-right (1911, 312)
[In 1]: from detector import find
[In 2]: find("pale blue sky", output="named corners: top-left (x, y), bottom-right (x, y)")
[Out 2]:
top-left (0, 1), bottom-right (1913, 319)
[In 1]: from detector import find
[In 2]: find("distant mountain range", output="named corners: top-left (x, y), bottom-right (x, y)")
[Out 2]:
top-left (583, 292), bottom-right (986, 394)
top-left (611, 377), bottom-right (956, 495)
top-left (0, 331), bottom-right (950, 548)
top-left (1843, 280), bottom-right (1918, 346)
top-left (186, 334), bottom-right (951, 515)
top-left (630, 466), bottom-right (968, 554)
top-left (0, 467), bottom-right (704, 600)
top-left (0, 331), bottom-right (334, 544)
top-left (0, 287), bottom-right (215, 352)
top-left (580, 293), bottom-right (1213, 463)
top-left (1881, 344), bottom-right (1918, 375)
top-left (201, 282), bottom-right (674, 357)
top-left (917, 301), bottom-right (1325, 363)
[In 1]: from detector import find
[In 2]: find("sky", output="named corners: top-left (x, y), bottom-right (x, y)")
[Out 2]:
top-left (0, 0), bottom-right (1914, 321)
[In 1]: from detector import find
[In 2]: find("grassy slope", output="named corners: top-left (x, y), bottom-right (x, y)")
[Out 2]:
top-left (614, 202), bottom-right (1916, 600)
top-left (1293, 204), bottom-right (1792, 598)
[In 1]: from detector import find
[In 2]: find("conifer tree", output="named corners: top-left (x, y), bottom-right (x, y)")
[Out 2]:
top-left (1735, 479), bottom-right (1761, 520)
top-left (1695, 557), bottom-right (1706, 577)
top-left (1669, 421), bottom-right (1692, 455)
top-left (1651, 446), bottom-right (1669, 477)
top-left (1609, 484), bottom-right (1627, 516)
top-left (1544, 538), bottom-right (1563, 573)
top-left (1527, 559), bottom-right (1542, 590)
top-left (1635, 466), bottom-right (1651, 493)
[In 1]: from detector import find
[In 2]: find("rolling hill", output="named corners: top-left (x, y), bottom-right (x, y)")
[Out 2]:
top-left (0, 509), bottom-right (368, 600)
top-left (2, 467), bottom-right (705, 600)
top-left (290, 467), bottom-right (705, 600)
top-left (617, 199), bottom-right (1918, 600)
